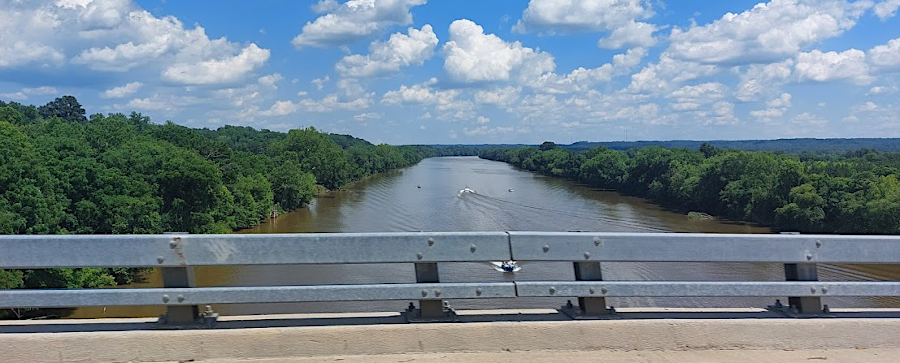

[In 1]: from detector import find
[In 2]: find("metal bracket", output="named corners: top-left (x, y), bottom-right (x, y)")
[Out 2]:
top-left (558, 300), bottom-right (617, 320)
top-left (156, 305), bottom-right (219, 328)
top-left (766, 299), bottom-right (835, 318)
top-left (403, 302), bottom-right (459, 323)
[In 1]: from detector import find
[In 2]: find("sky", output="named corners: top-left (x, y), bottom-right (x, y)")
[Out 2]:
top-left (1, 0), bottom-right (900, 145)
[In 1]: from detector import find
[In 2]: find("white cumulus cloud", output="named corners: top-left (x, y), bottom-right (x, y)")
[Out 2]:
top-left (292, 0), bottom-right (428, 48)
top-left (260, 100), bottom-right (300, 117)
top-left (795, 49), bottom-right (872, 85)
top-left (868, 37), bottom-right (900, 72)
top-left (443, 19), bottom-right (555, 84)
top-left (513, 0), bottom-right (658, 49)
top-left (667, 0), bottom-right (871, 65)
top-left (336, 25), bottom-right (438, 78)
top-left (0, 0), bottom-right (270, 86)
top-left (102, 81), bottom-right (143, 98)
top-left (875, 0), bottom-right (900, 19)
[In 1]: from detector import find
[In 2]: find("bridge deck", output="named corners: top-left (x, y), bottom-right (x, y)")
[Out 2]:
top-left (4, 309), bottom-right (900, 363)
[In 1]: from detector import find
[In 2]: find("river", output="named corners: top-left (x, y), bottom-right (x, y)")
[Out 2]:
top-left (70, 156), bottom-right (900, 318)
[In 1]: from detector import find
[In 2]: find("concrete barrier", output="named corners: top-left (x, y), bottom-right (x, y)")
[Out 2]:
top-left (4, 309), bottom-right (900, 362)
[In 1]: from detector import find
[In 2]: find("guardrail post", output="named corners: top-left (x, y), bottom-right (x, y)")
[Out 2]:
top-left (573, 261), bottom-right (608, 315)
top-left (414, 262), bottom-right (444, 318)
top-left (784, 263), bottom-right (821, 314)
top-left (779, 232), bottom-right (822, 315)
top-left (161, 233), bottom-right (200, 324)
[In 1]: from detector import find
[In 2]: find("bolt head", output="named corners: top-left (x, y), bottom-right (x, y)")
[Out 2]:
top-left (810, 287), bottom-right (817, 294)
top-left (421, 289), bottom-right (428, 297)
top-left (806, 253), bottom-right (813, 261)
top-left (589, 288), bottom-right (596, 294)
top-left (475, 288), bottom-right (483, 296)
top-left (428, 238), bottom-right (435, 246)
top-left (815, 240), bottom-right (822, 248)
top-left (821, 287), bottom-right (828, 294)
top-left (434, 289), bottom-right (441, 297)
top-left (177, 294), bottom-right (185, 302)
top-left (470, 244), bottom-right (477, 252)
top-left (169, 241), bottom-right (178, 249)
top-left (416, 252), bottom-right (423, 260)
top-left (162, 294), bottom-right (170, 303)
top-left (601, 287), bottom-right (608, 294)
top-left (156, 256), bottom-right (165, 264)
top-left (593, 237), bottom-right (602, 246)
top-left (549, 287), bottom-right (556, 294)
top-left (584, 252), bottom-right (591, 259)
top-left (542, 245), bottom-right (550, 252)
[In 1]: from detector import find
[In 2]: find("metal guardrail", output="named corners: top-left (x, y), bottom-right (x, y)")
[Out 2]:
top-left (2, 232), bottom-right (900, 324)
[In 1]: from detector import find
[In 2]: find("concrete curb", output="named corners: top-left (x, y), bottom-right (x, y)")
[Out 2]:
top-left (4, 312), bottom-right (900, 362)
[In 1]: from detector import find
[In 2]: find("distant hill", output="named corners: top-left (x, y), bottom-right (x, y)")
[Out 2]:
top-left (427, 139), bottom-right (900, 154)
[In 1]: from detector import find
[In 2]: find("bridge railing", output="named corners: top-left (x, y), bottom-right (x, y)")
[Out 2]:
top-left (2, 232), bottom-right (900, 324)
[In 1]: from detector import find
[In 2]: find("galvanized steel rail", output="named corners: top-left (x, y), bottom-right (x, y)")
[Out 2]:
top-left (2, 232), bottom-right (900, 323)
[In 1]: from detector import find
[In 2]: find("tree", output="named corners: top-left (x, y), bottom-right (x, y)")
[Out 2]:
top-left (38, 96), bottom-right (87, 123)
top-left (271, 127), bottom-right (352, 190)
top-left (539, 141), bottom-right (556, 151)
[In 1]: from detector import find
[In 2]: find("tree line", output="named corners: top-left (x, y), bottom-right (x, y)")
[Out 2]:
top-left (480, 142), bottom-right (900, 235)
top-left (0, 96), bottom-right (436, 306)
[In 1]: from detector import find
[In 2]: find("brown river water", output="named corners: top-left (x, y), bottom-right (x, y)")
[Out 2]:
top-left (70, 157), bottom-right (900, 318)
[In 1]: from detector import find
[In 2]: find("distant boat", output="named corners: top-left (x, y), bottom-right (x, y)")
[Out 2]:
top-left (491, 260), bottom-right (521, 273)
top-left (508, 188), bottom-right (514, 192)
top-left (417, 184), bottom-right (421, 188)
top-left (458, 187), bottom-right (477, 195)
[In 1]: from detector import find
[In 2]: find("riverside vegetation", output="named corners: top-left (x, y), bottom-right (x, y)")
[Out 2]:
top-left (0, 96), bottom-right (435, 312)
top-left (480, 142), bottom-right (900, 235)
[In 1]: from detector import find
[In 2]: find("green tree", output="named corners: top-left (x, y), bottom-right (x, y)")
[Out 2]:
top-left (38, 95), bottom-right (87, 123)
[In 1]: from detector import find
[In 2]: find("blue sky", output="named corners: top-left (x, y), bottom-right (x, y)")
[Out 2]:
top-left (1, 0), bottom-right (899, 144)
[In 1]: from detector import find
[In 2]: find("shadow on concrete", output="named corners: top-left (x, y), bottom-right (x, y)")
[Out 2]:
top-left (3, 309), bottom-right (900, 334)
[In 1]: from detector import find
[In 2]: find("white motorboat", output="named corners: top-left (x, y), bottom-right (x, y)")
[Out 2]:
top-left (491, 260), bottom-right (521, 273)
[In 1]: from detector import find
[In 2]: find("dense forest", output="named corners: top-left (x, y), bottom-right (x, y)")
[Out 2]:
top-left (480, 142), bottom-right (900, 235)
top-left (0, 96), bottom-right (436, 304)
top-left (565, 139), bottom-right (900, 154)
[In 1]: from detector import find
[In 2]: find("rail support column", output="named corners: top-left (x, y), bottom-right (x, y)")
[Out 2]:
top-left (407, 262), bottom-right (455, 322)
top-left (561, 261), bottom-right (610, 318)
top-left (160, 233), bottom-right (201, 325)
top-left (784, 263), bottom-right (822, 314)
top-left (415, 262), bottom-right (443, 318)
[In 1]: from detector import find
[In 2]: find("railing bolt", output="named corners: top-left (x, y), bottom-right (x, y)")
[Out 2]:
top-left (589, 287), bottom-right (596, 294)
top-left (428, 238), bottom-right (435, 246)
top-left (822, 287), bottom-right (828, 294)
top-left (470, 244), bottom-right (477, 253)
top-left (177, 294), bottom-right (185, 302)
top-left (434, 289), bottom-right (441, 297)
top-left (549, 287), bottom-right (556, 294)
top-left (810, 287), bottom-right (817, 294)
top-left (542, 245), bottom-right (550, 253)
top-left (416, 252), bottom-right (423, 260)
top-left (806, 252), bottom-right (813, 261)
top-left (421, 289), bottom-right (428, 297)
top-left (601, 287), bottom-right (608, 294)
top-left (476, 287), bottom-right (483, 296)
top-left (815, 240), bottom-right (822, 248)
top-left (162, 294), bottom-right (170, 303)
top-left (584, 252), bottom-right (591, 259)
top-left (156, 256), bottom-right (165, 264)
top-left (593, 237), bottom-right (602, 246)
top-left (169, 241), bottom-right (178, 249)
